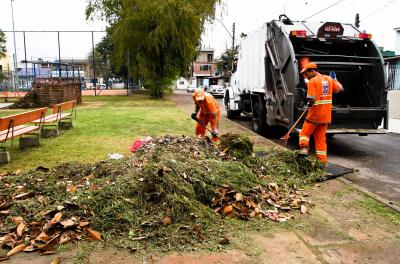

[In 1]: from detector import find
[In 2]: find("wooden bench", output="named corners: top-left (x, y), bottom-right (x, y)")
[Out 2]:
top-left (0, 92), bottom-right (27, 102)
top-left (32, 100), bottom-right (76, 132)
top-left (0, 108), bottom-right (47, 163)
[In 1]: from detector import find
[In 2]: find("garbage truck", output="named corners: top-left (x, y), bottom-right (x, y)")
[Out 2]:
top-left (224, 15), bottom-right (389, 136)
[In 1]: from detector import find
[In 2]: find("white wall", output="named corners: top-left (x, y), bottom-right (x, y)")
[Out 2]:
top-left (389, 90), bottom-right (400, 119)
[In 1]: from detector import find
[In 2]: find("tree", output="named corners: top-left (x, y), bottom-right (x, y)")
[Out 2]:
top-left (0, 30), bottom-right (6, 58)
top-left (86, 0), bottom-right (220, 98)
top-left (217, 45), bottom-right (238, 82)
top-left (0, 29), bottom-right (7, 83)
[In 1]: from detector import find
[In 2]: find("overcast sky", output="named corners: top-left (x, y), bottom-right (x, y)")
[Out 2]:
top-left (0, 0), bottom-right (399, 67)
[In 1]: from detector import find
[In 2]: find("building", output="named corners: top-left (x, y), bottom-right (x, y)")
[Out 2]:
top-left (0, 53), bottom-right (12, 91)
top-left (191, 47), bottom-right (217, 88)
top-left (0, 53), bottom-right (11, 73)
top-left (53, 58), bottom-right (90, 79)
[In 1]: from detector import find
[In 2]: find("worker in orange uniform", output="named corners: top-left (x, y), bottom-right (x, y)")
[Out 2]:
top-left (299, 62), bottom-right (344, 164)
top-left (191, 88), bottom-right (220, 142)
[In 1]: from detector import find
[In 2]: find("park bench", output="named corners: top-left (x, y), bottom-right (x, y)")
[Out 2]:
top-left (32, 100), bottom-right (77, 136)
top-left (0, 91), bottom-right (27, 102)
top-left (0, 108), bottom-right (47, 164)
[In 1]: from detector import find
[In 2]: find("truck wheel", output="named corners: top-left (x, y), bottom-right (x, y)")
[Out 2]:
top-left (252, 101), bottom-right (266, 134)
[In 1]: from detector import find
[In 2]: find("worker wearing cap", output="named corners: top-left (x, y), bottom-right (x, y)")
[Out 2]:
top-left (299, 62), bottom-right (343, 163)
top-left (191, 88), bottom-right (220, 142)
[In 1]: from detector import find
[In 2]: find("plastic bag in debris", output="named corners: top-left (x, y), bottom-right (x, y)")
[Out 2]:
top-left (130, 136), bottom-right (153, 153)
top-left (108, 153), bottom-right (124, 160)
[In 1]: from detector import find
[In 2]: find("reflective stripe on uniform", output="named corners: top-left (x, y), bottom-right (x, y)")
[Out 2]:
top-left (315, 150), bottom-right (327, 156)
top-left (314, 100), bottom-right (332, 105)
top-left (299, 136), bottom-right (309, 142)
top-left (300, 148), bottom-right (309, 154)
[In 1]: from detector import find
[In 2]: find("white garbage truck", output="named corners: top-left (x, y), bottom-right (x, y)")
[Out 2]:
top-left (224, 15), bottom-right (389, 136)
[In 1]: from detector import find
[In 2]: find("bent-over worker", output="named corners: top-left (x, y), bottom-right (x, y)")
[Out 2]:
top-left (191, 88), bottom-right (220, 142)
top-left (299, 62), bottom-right (344, 164)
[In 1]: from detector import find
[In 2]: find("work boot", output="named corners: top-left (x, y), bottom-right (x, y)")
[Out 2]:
top-left (298, 147), bottom-right (309, 158)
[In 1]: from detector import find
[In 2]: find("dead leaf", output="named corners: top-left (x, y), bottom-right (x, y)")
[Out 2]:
top-left (222, 205), bottom-right (233, 215)
top-left (37, 234), bottom-right (60, 252)
top-left (79, 221), bottom-right (90, 228)
top-left (51, 256), bottom-right (61, 264)
top-left (23, 245), bottom-right (36, 252)
top-left (16, 222), bottom-right (26, 237)
top-left (301, 205), bottom-right (307, 214)
top-left (14, 192), bottom-right (31, 200)
top-left (85, 228), bottom-right (102, 241)
top-left (40, 251), bottom-right (56, 255)
top-left (67, 185), bottom-right (77, 193)
top-left (162, 216), bottom-right (172, 226)
top-left (12, 216), bottom-right (23, 225)
top-left (0, 234), bottom-right (13, 244)
top-left (59, 233), bottom-right (71, 244)
top-left (0, 210), bottom-right (10, 215)
top-left (37, 195), bottom-right (46, 205)
top-left (234, 193), bottom-right (244, 201)
top-left (36, 232), bottom-right (50, 242)
top-left (51, 212), bottom-right (63, 224)
top-left (7, 244), bottom-right (26, 257)
top-left (60, 219), bottom-right (76, 229)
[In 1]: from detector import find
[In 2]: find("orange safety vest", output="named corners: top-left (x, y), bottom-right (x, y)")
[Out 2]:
top-left (306, 74), bottom-right (342, 124)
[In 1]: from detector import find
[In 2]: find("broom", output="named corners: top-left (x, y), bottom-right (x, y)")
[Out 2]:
top-left (280, 107), bottom-right (309, 146)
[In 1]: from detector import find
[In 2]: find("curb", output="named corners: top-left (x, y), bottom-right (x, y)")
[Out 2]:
top-left (339, 178), bottom-right (400, 213)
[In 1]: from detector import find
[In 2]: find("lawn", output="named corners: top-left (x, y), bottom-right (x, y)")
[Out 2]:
top-left (0, 95), bottom-right (194, 172)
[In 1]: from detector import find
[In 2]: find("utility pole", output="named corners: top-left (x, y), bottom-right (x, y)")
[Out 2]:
top-left (10, 0), bottom-right (18, 91)
top-left (231, 23), bottom-right (236, 77)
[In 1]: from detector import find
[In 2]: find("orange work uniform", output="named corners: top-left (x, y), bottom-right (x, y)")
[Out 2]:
top-left (299, 74), bottom-right (342, 163)
top-left (192, 92), bottom-right (220, 141)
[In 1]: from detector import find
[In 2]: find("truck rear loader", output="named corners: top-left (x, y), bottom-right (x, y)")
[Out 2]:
top-left (224, 15), bottom-right (389, 136)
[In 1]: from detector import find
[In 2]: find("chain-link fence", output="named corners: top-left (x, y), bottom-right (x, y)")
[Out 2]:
top-left (0, 30), bottom-right (139, 94)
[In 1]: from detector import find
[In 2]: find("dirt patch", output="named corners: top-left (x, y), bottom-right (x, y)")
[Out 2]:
top-left (253, 232), bottom-right (320, 264)
top-left (320, 241), bottom-right (400, 264)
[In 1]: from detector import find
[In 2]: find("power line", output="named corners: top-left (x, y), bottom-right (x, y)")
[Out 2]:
top-left (362, 0), bottom-right (398, 21)
top-left (303, 0), bottom-right (346, 21)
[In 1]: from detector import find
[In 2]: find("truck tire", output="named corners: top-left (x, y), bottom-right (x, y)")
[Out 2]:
top-left (252, 101), bottom-right (266, 134)
top-left (225, 90), bottom-right (240, 119)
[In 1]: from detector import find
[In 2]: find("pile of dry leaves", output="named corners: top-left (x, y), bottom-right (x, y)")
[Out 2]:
top-left (0, 134), bottom-right (325, 260)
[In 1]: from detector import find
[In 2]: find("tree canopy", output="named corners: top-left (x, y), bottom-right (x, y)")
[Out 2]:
top-left (86, 0), bottom-right (220, 97)
top-left (88, 31), bottom-right (128, 88)
top-left (0, 30), bottom-right (6, 58)
top-left (0, 30), bottom-right (7, 82)
top-left (217, 45), bottom-right (238, 82)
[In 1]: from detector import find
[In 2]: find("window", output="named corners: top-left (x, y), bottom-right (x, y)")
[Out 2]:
top-left (200, 65), bottom-right (210, 71)
top-left (179, 81), bottom-right (185, 85)
top-left (207, 54), bottom-right (213, 62)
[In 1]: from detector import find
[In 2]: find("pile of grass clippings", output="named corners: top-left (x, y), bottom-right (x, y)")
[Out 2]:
top-left (0, 134), bottom-right (327, 259)
top-left (219, 133), bottom-right (254, 159)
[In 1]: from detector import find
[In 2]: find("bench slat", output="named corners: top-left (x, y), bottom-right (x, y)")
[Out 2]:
top-left (0, 108), bottom-right (47, 131)
top-left (0, 126), bottom-right (38, 143)
top-left (0, 125), bottom-right (28, 136)
top-left (31, 113), bottom-right (71, 124)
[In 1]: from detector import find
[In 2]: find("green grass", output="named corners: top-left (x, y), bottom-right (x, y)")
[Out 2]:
top-left (356, 197), bottom-right (400, 226)
top-left (0, 95), bottom-right (194, 172)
